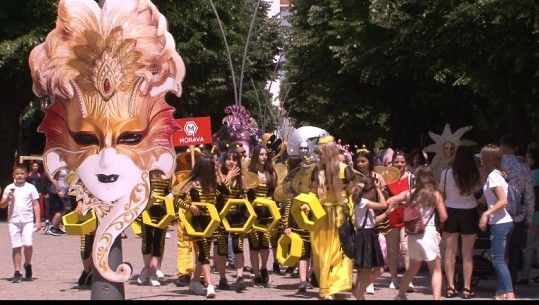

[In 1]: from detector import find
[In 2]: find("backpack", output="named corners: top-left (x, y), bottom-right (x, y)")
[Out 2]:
top-left (506, 183), bottom-right (525, 218)
top-left (403, 204), bottom-right (435, 235)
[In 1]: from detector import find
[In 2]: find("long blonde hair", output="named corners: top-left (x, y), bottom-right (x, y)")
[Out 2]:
top-left (317, 142), bottom-right (344, 203)
top-left (409, 165), bottom-right (437, 209)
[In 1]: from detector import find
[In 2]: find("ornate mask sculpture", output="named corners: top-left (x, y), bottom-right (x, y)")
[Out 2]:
top-left (28, 0), bottom-right (184, 282)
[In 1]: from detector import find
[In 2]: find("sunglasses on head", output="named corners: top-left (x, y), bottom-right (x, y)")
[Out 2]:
top-left (394, 150), bottom-right (405, 156)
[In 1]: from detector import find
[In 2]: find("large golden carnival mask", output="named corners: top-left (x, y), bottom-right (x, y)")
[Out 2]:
top-left (28, 0), bottom-right (185, 282)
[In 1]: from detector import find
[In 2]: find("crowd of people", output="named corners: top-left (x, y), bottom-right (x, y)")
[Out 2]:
top-left (1, 133), bottom-right (538, 300)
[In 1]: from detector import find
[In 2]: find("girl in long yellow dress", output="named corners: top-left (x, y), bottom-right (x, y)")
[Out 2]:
top-left (309, 136), bottom-right (355, 299)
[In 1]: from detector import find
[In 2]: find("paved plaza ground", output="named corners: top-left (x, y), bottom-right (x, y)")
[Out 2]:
top-left (0, 221), bottom-right (538, 300)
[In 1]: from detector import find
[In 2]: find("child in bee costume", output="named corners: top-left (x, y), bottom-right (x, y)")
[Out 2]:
top-left (173, 155), bottom-right (225, 298)
top-left (246, 145), bottom-right (278, 287)
top-left (136, 171), bottom-right (173, 287)
top-left (280, 155), bottom-right (313, 292)
top-left (214, 149), bottom-right (249, 293)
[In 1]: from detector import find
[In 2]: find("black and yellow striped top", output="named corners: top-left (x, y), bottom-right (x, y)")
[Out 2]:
top-left (217, 179), bottom-right (246, 212)
top-left (174, 182), bottom-right (220, 211)
top-left (281, 198), bottom-right (309, 234)
top-left (150, 176), bottom-right (170, 206)
top-left (247, 183), bottom-right (276, 223)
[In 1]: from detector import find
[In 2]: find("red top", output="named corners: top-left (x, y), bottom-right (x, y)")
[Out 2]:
top-left (386, 176), bottom-right (410, 228)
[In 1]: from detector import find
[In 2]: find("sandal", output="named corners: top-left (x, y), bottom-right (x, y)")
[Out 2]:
top-left (462, 288), bottom-right (475, 299)
top-left (445, 287), bottom-right (457, 298)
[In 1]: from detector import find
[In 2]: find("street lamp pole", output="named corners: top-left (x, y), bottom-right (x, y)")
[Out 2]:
top-left (208, 0), bottom-right (239, 106)
top-left (238, 0), bottom-right (262, 107)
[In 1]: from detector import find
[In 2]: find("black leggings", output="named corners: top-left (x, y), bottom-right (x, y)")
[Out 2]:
top-left (216, 230), bottom-right (244, 256)
top-left (80, 234), bottom-right (95, 259)
top-left (141, 224), bottom-right (166, 257)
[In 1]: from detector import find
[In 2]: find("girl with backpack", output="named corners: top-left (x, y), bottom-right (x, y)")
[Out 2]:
top-left (478, 144), bottom-right (515, 300)
top-left (387, 165), bottom-right (448, 300)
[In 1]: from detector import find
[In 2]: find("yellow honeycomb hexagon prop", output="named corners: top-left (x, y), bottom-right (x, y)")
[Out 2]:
top-left (291, 193), bottom-right (326, 231)
top-left (141, 194), bottom-right (176, 229)
top-left (251, 198), bottom-right (281, 233)
top-left (131, 220), bottom-right (142, 236)
top-left (178, 202), bottom-right (221, 238)
top-left (276, 232), bottom-right (303, 267)
top-left (62, 209), bottom-right (97, 236)
top-left (219, 198), bottom-right (256, 233)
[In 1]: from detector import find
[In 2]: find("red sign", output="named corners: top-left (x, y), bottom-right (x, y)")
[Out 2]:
top-left (172, 117), bottom-right (212, 147)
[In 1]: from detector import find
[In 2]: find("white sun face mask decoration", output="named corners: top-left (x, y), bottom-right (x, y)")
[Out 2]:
top-left (28, 0), bottom-right (185, 282)
top-left (424, 124), bottom-right (477, 183)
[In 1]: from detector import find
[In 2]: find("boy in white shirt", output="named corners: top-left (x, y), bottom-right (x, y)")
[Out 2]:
top-left (1, 164), bottom-right (42, 283)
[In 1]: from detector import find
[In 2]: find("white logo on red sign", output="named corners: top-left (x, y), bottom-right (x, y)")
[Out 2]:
top-left (184, 121), bottom-right (198, 136)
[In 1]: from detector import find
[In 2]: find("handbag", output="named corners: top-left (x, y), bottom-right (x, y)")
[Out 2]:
top-left (404, 205), bottom-right (435, 235)
top-left (338, 207), bottom-right (368, 259)
top-left (436, 169), bottom-right (449, 232)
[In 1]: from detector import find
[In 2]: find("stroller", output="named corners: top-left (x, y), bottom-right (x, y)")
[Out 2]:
top-left (454, 227), bottom-right (496, 290)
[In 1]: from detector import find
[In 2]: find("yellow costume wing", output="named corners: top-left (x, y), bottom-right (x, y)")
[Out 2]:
top-left (288, 164), bottom-right (316, 195)
top-left (273, 163), bottom-right (288, 185)
top-left (373, 166), bottom-right (401, 185)
top-left (352, 169), bottom-right (365, 184)
top-left (244, 171), bottom-right (260, 190)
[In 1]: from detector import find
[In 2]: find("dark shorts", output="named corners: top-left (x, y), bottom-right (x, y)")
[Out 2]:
top-left (443, 207), bottom-right (479, 235)
top-left (49, 193), bottom-right (66, 213)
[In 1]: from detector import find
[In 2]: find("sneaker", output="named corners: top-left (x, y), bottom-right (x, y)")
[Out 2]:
top-left (189, 280), bottom-right (206, 296)
top-left (407, 282), bottom-right (415, 292)
top-left (137, 267), bottom-right (149, 285)
top-left (389, 278), bottom-right (398, 289)
top-left (156, 269), bottom-right (165, 279)
top-left (261, 268), bottom-right (269, 284)
top-left (365, 283), bottom-right (375, 294)
top-left (284, 266), bottom-right (296, 275)
top-left (78, 270), bottom-right (92, 286)
top-left (306, 281), bottom-right (314, 289)
top-left (174, 275), bottom-right (191, 287)
top-left (211, 266), bottom-right (219, 274)
top-left (235, 276), bottom-right (246, 293)
top-left (298, 281), bottom-right (308, 293)
top-left (206, 284), bottom-right (216, 298)
top-left (323, 295), bottom-right (334, 300)
top-left (253, 276), bottom-right (264, 288)
top-left (47, 226), bottom-right (61, 236)
top-left (217, 278), bottom-right (230, 290)
top-left (12, 271), bottom-right (22, 283)
top-left (273, 261), bottom-right (281, 274)
top-left (149, 275), bottom-right (161, 287)
top-left (226, 263), bottom-right (236, 271)
top-left (24, 264), bottom-right (33, 281)
top-left (394, 295), bottom-right (408, 300)
top-left (58, 227), bottom-right (66, 235)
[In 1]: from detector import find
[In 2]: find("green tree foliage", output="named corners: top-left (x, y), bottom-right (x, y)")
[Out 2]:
top-left (283, 0), bottom-right (538, 151)
top-left (154, 0), bottom-right (284, 130)
top-left (0, 0), bottom-right (57, 189)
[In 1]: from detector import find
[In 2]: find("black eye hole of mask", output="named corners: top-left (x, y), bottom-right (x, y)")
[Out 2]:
top-left (73, 132), bottom-right (99, 146)
top-left (117, 132), bottom-right (144, 145)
